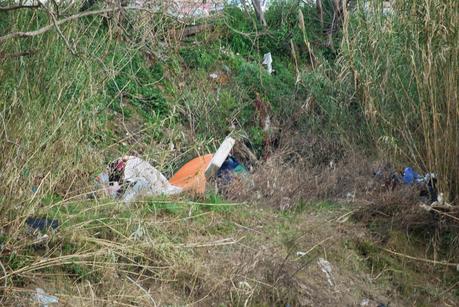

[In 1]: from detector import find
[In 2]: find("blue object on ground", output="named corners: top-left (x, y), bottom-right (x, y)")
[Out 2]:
top-left (402, 167), bottom-right (421, 184)
top-left (26, 217), bottom-right (59, 231)
top-left (216, 155), bottom-right (247, 183)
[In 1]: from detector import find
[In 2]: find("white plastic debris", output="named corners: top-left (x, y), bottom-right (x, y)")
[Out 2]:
top-left (360, 298), bottom-right (370, 306)
top-left (97, 156), bottom-right (182, 204)
top-left (419, 203), bottom-right (432, 211)
top-left (296, 251), bottom-right (307, 257)
top-left (96, 172), bottom-right (121, 198)
top-left (122, 157), bottom-right (182, 203)
top-left (205, 137), bottom-right (235, 178)
top-left (209, 73), bottom-right (219, 79)
top-left (34, 288), bottom-right (58, 307)
top-left (430, 192), bottom-right (452, 208)
top-left (262, 52), bottom-right (273, 75)
top-left (346, 192), bottom-right (355, 202)
top-left (317, 257), bottom-right (334, 287)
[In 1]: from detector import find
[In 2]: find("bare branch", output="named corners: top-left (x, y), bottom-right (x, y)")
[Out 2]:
top-left (0, 6), bottom-right (181, 44)
top-left (0, 4), bottom-right (40, 11)
top-left (0, 7), bottom-right (119, 43)
top-left (37, 0), bottom-right (77, 54)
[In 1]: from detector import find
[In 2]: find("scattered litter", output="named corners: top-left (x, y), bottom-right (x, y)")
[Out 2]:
top-left (26, 218), bottom-right (59, 232)
top-left (420, 172), bottom-right (438, 202)
top-left (432, 192), bottom-right (444, 206)
top-left (402, 167), bottom-right (422, 184)
top-left (430, 192), bottom-right (452, 209)
top-left (209, 72), bottom-right (219, 79)
top-left (419, 203), bottom-right (432, 212)
top-left (97, 156), bottom-right (182, 203)
top-left (124, 157), bottom-right (182, 196)
top-left (360, 298), bottom-right (370, 306)
top-left (34, 288), bottom-right (58, 307)
top-left (205, 136), bottom-right (236, 179)
top-left (96, 172), bottom-right (121, 198)
top-left (346, 192), bottom-right (355, 202)
top-left (31, 233), bottom-right (50, 248)
top-left (317, 257), bottom-right (334, 287)
top-left (329, 160), bottom-right (335, 170)
top-left (377, 166), bottom-right (439, 202)
top-left (296, 251), bottom-right (307, 257)
top-left (98, 137), bottom-right (240, 199)
top-left (216, 155), bottom-right (247, 184)
top-left (262, 52), bottom-right (273, 74)
top-left (169, 154), bottom-right (213, 194)
top-left (169, 137), bottom-right (236, 194)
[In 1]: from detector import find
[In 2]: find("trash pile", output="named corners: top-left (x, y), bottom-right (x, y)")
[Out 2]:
top-left (374, 164), bottom-right (451, 209)
top-left (33, 288), bottom-right (58, 307)
top-left (96, 156), bottom-right (183, 203)
top-left (96, 136), bottom-right (247, 204)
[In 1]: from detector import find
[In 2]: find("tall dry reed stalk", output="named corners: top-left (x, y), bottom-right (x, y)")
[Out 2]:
top-left (340, 0), bottom-right (458, 202)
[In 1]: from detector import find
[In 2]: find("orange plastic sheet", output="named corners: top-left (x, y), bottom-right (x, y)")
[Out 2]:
top-left (169, 154), bottom-right (213, 194)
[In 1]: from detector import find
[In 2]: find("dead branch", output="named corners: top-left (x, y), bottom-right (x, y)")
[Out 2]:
top-left (0, 4), bottom-right (40, 11)
top-left (0, 6), bottom-right (175, 44)
top-left (0, 7), bottom-right (118, 43)
top-left (38, 0), bottom-right (77, 55)
top-left (382, 247), bottom-right (459, 267)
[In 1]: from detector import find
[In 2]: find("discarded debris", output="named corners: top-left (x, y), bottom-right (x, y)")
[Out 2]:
top-left (26, 218), bottom-right (59, 232)
top-left (34, 288), bottom-right (58, 307)
top-left (97, 137), bottom-right (240, 199)
top-left (262, 52), bottom-right (273, 74)
top-left (32, 233), bottom-right (50, 246)
top-left (430, 193), bottom-right (453, 209)
top-left (401, 166), bottom-right (439, 202)
top-left (317, 257), bottom-right (334, 287)
top-left (402, 167), bottom-right (422, 184)
top-left (97, 156), bottom-right (182, 203)
top-left (169, 137), bottom-right (236, 194)
top-left (169, 154), bottom-right (213, 195)
top-left (205, 136), bottom-right (236, 178)
top-left (216, 155), bottom-right (247, 184)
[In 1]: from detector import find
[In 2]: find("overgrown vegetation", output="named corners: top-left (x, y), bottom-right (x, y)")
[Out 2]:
top-left (0, 0), bottom-right (458, 305)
